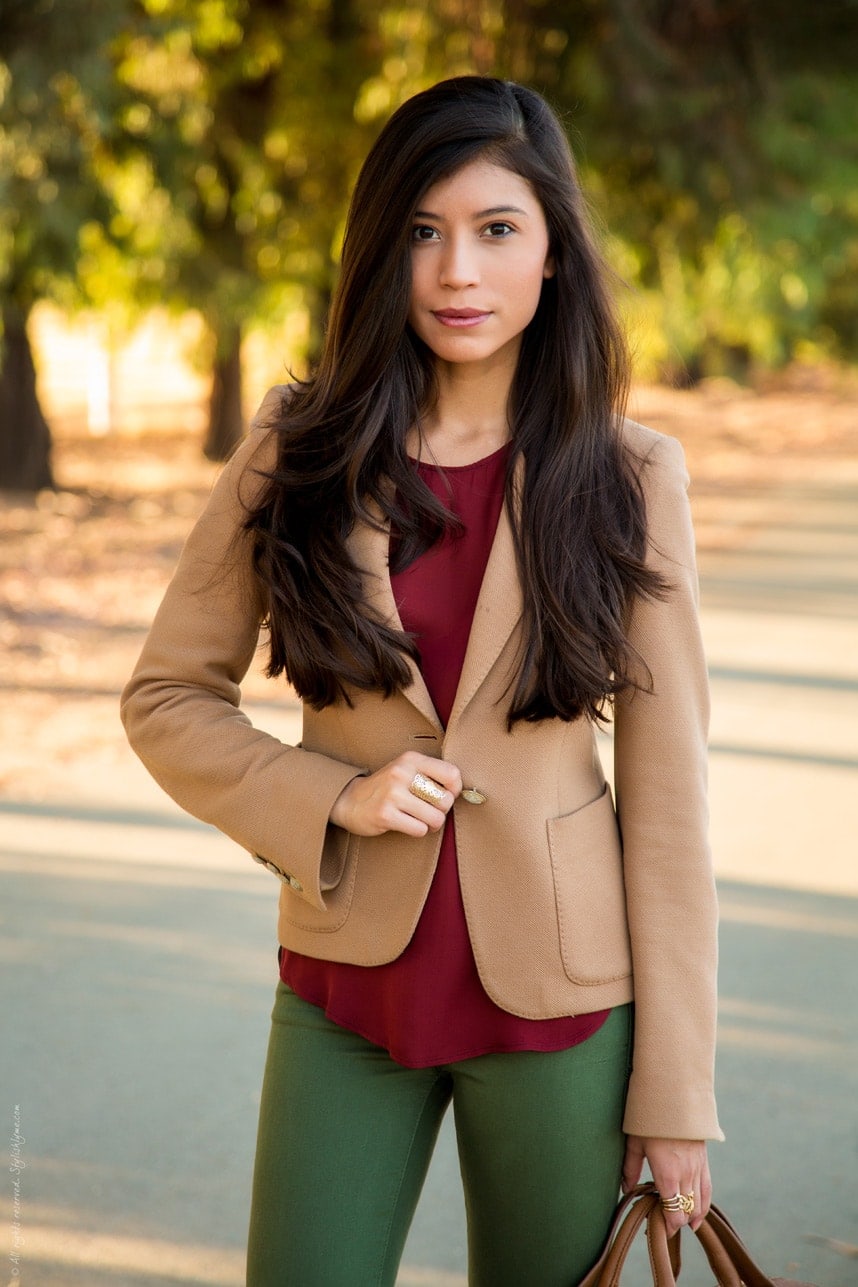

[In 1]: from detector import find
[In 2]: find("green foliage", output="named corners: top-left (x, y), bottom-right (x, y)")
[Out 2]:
top-left (536, 0), bottom-right (858, 377)
top-left (0, 6), bottom-right (113, 313)
top-left (0, 0), bottom-right (196, 335)
top-left (1, 0), bottom-right (857, 380)
top-left (111, 0), bottom-right (383, 355)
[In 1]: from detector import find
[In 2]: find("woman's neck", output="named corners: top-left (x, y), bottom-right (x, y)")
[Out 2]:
top-left (410, 356), bottom-right (514, 467)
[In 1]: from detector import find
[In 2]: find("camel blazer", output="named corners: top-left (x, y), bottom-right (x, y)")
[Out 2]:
top-left (121, 387), bottom-right (722, 1141)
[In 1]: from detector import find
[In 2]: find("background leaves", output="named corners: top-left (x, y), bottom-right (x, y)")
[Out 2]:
top-left (1, 0), bottom-right (856, 481)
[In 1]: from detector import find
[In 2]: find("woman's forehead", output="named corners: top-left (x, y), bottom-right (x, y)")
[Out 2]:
top-left (416, 158), bottom-right (540, 211)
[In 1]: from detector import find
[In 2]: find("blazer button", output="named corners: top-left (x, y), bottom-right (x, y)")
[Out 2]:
top-left (461, 787), bottom-right (487, 805)
top-left (253, 852), bottom-right (284, 879)
top-left (252, 853), bottom-right (304, 891)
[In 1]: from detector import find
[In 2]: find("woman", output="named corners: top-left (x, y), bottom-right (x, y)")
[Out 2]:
top-left (121, 76), bottom-right (722, 1286)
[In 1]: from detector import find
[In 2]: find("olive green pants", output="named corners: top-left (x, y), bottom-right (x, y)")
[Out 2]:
top-left (247, 984), bottom-right (632, 1287)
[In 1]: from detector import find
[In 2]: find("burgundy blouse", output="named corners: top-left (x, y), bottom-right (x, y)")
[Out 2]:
top-left (280, 443), bottom-right (610, 1066)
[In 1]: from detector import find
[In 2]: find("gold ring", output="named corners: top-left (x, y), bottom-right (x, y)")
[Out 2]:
top-left (409, 772), bottom-right (446, 806)
top-left (660, 1191), bottom-right (694, 1215)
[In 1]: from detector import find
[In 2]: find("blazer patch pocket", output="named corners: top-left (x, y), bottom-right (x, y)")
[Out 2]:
top-left (547, 783), bottom-right (633, 986)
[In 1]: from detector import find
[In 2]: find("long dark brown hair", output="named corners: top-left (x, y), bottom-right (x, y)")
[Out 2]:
top-left (245, 76), bottom-right (665, 725)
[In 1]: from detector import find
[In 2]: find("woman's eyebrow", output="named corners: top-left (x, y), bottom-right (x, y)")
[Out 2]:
top-left (412, 205), bottom-right (529, 220)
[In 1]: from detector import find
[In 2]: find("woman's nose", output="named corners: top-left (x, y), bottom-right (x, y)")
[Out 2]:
top-left (438, 236), bottom-right (479, 289)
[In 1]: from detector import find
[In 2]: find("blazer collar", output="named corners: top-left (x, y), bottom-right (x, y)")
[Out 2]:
top-left (347, 459), bottom-right (524, 735)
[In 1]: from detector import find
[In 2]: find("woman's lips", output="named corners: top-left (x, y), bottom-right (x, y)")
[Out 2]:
top-left (432, 309), bottom-right (491, 328)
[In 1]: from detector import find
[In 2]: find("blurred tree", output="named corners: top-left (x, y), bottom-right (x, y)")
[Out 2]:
top-left (0, 0), bottom-right (189, 488)
top-left (536, 0), bottom-right (858, 378)
top-left (115, 0), bottom-right (382, 459)
top-left (0, 0), bottom-right (120, 489)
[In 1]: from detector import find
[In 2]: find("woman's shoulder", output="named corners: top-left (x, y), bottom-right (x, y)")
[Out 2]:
top-left (249, 383), bottom-right (293, 434)
top-left (203, 385), bottom-right (292, 519)
top-left (228, 384), bottom-right (293, 479)
top-left (618, 416), bottom-right (689, 487)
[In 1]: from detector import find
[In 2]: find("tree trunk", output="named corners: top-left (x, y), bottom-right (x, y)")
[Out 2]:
top-left (0, 302), bottom-right (54, 491)
top-left (203, 322), bottom-right (243, 462)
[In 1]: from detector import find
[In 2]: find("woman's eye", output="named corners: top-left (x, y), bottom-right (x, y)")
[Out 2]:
top-left (485, 221), bottom-right (514, 237)
top-left (411, 225), bottom-right (439, 242)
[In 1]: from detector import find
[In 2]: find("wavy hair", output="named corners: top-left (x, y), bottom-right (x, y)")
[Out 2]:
top-left (245, 76), bottom-right (665, 725)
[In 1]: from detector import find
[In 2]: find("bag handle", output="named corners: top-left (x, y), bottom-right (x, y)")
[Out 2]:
top-left (688, 1213), bottom-right (746, 1287)
top-left (644, 1204), bottom-right (683, 1285)
top-left (697, 1204), bottom-right (778, 1287)
top-left (579, 1186), bottom-right (674, 1287)
top-left (579, 1183), bottom-right (791, 1287)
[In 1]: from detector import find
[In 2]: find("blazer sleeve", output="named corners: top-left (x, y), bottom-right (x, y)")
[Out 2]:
top-left (120, 388), bottom-right (366, 910)
top-left (613, 431), bottom-right (724, 1142)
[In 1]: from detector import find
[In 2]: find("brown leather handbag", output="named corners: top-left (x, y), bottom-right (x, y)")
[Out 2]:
top-left (579, 1184), bottom-right (818, 1287)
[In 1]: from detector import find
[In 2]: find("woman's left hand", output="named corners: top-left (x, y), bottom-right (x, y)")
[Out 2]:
top-left (622, 1136), bottom-right (711, 1236)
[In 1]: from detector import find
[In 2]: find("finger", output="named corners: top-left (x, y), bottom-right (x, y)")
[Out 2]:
top-left (367, 786), bottom-right (445, 836)
top-left (663, 1210), bottom-right (686, 1240)
top-left (398, 764), bottom-right (460, 819)
top-left (661, 1204), bottom-right (688, 1240)
top-left (650, 1169), bottom-right (687, 1239)
top-left (659, 1194), bottom-right (685, 1240)
top-left (690, 1166), bottom-right (712, 1231)
top-left (397, 791), bottom-right (449, 833)
top-left (664, 1176), bottom-right (703, 1238)
top-left (406, 755), bottom-right (463, 799)
top-left (621, 1138), bottom-right (645, 1194)
top-left (384, 809), bottom-right (432, 838)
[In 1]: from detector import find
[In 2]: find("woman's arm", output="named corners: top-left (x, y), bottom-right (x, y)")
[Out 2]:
top-left (613, 429), bottom-right (723, 1147)
top-left (120, 392), bottom-right (365, 910)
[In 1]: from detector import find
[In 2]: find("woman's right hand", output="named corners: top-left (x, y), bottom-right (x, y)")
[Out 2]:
top-left (329, 752), bottom-right (462, 838)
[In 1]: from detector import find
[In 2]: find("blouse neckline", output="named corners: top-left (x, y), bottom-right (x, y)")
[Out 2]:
top-left (409, 441), bottom-right (512, 473)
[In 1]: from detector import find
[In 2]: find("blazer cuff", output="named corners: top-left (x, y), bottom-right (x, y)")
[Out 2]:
top-left (238, 750), bottom-right (366, 912)
top-left (622, 1072), bottom-right (724, 1142)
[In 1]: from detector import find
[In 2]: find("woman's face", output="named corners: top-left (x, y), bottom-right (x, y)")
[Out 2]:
top-left (407, 157), bottom-right (554, 375)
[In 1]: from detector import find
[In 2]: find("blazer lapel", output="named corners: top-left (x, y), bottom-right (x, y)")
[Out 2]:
top-left (446, 490), bottom-right (523, 732)
top-left (348, 454), bottom-right (524, 736)
top-left (347, 508), bottom-right (443, 733)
